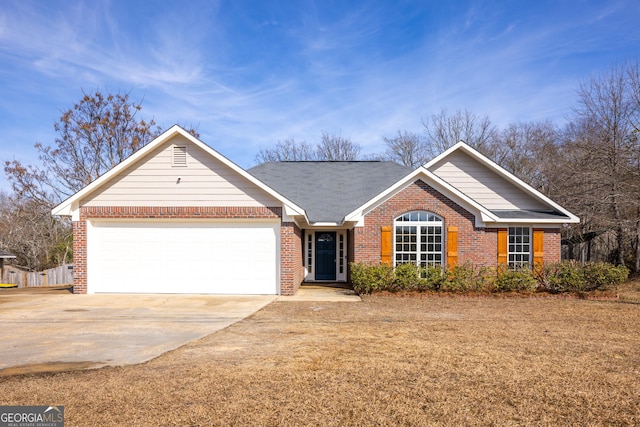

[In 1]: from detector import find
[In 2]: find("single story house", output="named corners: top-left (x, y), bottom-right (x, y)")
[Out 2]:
top-left (52, 125), bottom-right (579, 295)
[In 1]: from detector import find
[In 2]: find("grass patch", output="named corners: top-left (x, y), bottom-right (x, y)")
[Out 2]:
top-left (617, 278), bottom-right (640, 303)
top-left (0, 297), bottom-right (638, 425)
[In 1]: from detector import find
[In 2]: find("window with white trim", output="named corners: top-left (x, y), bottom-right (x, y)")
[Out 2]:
top-left (394, 211), bottom-right (443, 267)
top-left (508, 227), bottom-right (530, 267)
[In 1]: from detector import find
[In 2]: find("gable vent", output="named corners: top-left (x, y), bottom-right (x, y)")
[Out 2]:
top-left (172, 145), bottom-right (187, 167)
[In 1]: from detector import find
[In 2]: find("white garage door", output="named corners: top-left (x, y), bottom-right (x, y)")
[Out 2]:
top-left (87, 220), bottom-right (279, 294)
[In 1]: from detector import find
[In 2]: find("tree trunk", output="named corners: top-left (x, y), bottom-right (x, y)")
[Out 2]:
top-left (634, 207), bottom-right (640, 273)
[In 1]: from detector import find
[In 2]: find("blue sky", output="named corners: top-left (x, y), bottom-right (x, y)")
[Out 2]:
top-left (1, 0), bottom-right (639, 192)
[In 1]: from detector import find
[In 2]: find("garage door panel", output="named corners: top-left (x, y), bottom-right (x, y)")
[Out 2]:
top-left (88, 221), bottom-right (279, 294)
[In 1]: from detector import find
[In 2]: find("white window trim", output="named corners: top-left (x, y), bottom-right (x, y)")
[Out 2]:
top-left (394, 211), bottom-right (444, 268)
top-left (508, 226), bottom-right (531, 268)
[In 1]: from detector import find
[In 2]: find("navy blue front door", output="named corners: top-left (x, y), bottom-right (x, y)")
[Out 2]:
top-left (315, 232), bottom-right (336, 280)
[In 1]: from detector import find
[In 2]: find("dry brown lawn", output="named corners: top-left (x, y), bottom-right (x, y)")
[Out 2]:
top-left (1, 286), bottom-right (640, 426)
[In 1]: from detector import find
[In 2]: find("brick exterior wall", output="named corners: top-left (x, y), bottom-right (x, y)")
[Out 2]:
top-left (543, 228), bottom-right (561, 263)
top-left (354, 180), bottom-right (496, 267)
top-left (352, 180), bottom-right (561, 268)
top-left (72, 206), bottom-right (302, 294)
top-left (280, 222), bottom-right (304, 295)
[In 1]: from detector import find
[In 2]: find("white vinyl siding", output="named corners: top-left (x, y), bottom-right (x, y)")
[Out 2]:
top-left (428, 150), bottom-right (548, 210)
top-left (81, 135), bottom-right (279, 207)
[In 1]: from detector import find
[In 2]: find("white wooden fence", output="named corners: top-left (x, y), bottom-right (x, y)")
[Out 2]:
top-left (1, 264), bottom-right (74, 287)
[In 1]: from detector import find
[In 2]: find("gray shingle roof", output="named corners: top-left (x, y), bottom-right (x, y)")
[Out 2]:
top-left (248, 161), bottom-right (412, 223)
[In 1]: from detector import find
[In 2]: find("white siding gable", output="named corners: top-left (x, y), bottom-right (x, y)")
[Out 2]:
top-left (81, 135), bottom-right (279, 207)
top-left (428, 150), bottom-right (548, 210)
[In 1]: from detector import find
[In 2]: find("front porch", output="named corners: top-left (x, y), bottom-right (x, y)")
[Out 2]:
top-left (302, 229), bottom-right (350, 283)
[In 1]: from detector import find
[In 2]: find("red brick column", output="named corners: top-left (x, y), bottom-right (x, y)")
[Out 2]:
top-left (280, 222), bottom-right (303, 295)
top-left (543, 229), bottom-right (561, 263)
top-left (72, 220), bottom-right (87, 294)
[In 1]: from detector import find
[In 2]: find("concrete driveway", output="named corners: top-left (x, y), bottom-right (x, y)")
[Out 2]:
top-left (0, 288), bottom-right (275, 374)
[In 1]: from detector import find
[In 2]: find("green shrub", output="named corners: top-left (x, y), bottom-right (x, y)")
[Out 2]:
top-left (440, 263), bottom-right (494, 292)
top-left (540, 261), bottom-right (628, 293)
top-left (540, 261), bottom-right (585, 293)
top-left (393, 262), bottom-right (428, 291)
top-left (581, 262), bottom-right (629, 291)
top-left (350, 260), bottom-right (629, 295)
top-left (349, 263), bottom-right (394, 294)
top-left (421, 266), bottom-right (446, 291)
top-left (495, 267), bottom-right (537, 292)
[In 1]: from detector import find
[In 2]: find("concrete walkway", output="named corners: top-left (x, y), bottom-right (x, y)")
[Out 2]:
top-left (0, 290), bottom-right (275, 374)
top-left (277, 285), bottom-right (361, 302)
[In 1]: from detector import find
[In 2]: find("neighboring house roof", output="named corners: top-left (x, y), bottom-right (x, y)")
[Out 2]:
top-left (0, 249), bottom-right (16, 258)
top-left (248, 161), bottom-right (412, 223)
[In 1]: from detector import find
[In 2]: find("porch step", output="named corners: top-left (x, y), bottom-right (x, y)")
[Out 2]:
top-left (279, 285), bottom-right (360, 302)
top-left (301, 282), bottom-right (352, 289)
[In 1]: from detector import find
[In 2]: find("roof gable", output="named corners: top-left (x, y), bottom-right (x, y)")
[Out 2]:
top-left (344, 167), bottom-right (500, 226)
top-left (52, 132), bottom-right (577, 226)
top-left (343, 142), bottom-right (578, 226)
top-left (425, 142), bottom-right (579, 223)
top-left (79, 134), bottom-right (280, 208)
top-left (428, 149), bottom-right (548, 210)
top-left (52, 126), bottom-right (304, 219)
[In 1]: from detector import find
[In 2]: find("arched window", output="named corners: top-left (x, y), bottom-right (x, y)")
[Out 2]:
top-left (394, 211), bottom-right (443, 267)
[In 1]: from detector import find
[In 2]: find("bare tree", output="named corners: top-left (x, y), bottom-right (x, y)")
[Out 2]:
top-left (556, 63), bottom-right (640, 268)
top-left (0, 191), bottom-right (71, 271)
top-left (423, 108), bottom-right (497, 158)
top-left (384, 130), bottom-right (427, 168)
top-left (4, 90), bottom-right (163, 205)
top-left (255, 138), bottom-right (316, 162)
top-left (492, 120), bottom-right (560, 192)
top-left (256, 132), bottom-right (362, 163)
top-left (2, 89), bottom-right (179, 270)
top-left (316, 132), bottom-right (361, 161)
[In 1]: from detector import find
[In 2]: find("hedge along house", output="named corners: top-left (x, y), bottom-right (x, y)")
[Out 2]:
top-left (52, 125), bottom-right (579, 295)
